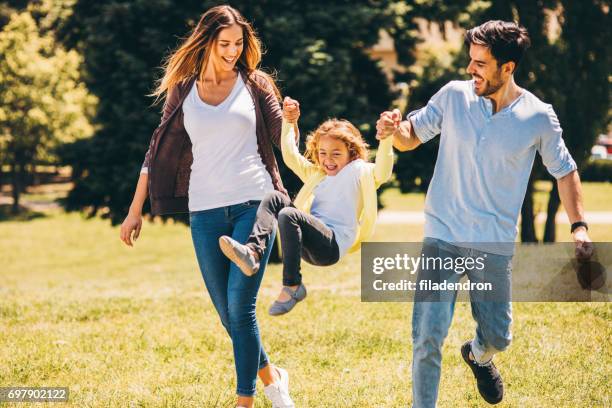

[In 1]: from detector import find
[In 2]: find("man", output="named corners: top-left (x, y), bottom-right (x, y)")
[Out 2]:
top-left (376, 20), bottom-right (592, 407)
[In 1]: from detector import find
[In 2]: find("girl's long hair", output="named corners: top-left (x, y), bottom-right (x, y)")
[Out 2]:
top-left (305, 119), bottom-right (370, 167)
top-left (150, 5), bottom-right (279, 103)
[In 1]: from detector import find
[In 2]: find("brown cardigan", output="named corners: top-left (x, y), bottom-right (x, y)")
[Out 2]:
top-left (142, 70), bottom-right (288, 215)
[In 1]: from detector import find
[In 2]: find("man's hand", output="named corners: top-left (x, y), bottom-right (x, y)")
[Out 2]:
top-left (283, 96), bottom-right (300, 124)
top-left (573, 226), bottom-right (593, 260)
top-left (557, 171), bottom-right (593, 261)
top-left (376, 108), bottom-right (401, 140)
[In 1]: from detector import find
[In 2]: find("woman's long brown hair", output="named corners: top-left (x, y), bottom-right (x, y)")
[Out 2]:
top-left (150, 5), bottom-right (279, 103)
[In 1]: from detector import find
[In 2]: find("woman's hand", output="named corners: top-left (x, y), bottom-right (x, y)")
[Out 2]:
top-left (120, 211), bottom-right (143, 247)
top-left (283, 97), bottom-right (300, 124)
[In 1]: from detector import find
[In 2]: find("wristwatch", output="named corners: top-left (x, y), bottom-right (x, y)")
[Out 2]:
top-left (570, 221), bottom-right (588, 233)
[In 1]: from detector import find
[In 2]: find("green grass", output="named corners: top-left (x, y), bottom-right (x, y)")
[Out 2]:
top-left (380, 181), bottom-right (612, 242)
top-left (380, 187), bottom-right (427, 211)
top-left (381, 181), bottom-right (612, 213)
top-left (533, 181), bottom-right (612, 212)
top-left (1, 210), bottom-right (610, 407)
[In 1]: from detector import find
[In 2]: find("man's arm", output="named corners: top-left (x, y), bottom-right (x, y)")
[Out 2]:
top-left (376, 110), bottom-right (422, 151)
top-left (392, 118), bottom-right (422, 152)
top-left (557, 170), bottom-right (592, 258)
top-left (558, 170), bottom-right (585, 224)
top-left (378, 81), bottom-right (448, 151)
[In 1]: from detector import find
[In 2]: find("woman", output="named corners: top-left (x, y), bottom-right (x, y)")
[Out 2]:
top-left (119, 5), bottom-right (297, 408)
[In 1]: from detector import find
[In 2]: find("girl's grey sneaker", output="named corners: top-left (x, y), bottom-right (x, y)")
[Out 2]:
top-left (219, 236), bottom-right (259, 276)
top-left (268, 284), bottom-right (307, 316)
top-left (263, 366), bottom-right (295, 408)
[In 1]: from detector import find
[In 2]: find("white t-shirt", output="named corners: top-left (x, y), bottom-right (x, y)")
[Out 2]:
top-left (310, 159), bottom-right (364, 257)
top-left (182, 75), bottom-right (274, 212)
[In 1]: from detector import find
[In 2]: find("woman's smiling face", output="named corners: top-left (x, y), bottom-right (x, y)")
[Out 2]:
top-left (212, 24), bottom-right (244, 72)
top-left (317, 135), bottom-right (351, 176)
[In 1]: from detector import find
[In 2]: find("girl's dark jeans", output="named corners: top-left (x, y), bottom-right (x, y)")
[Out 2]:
top-left (246, 191), bottom-right (340, 286)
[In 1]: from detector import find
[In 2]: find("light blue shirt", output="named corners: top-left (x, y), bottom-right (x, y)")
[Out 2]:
top-left (409, 80), bottom-right (577, 255)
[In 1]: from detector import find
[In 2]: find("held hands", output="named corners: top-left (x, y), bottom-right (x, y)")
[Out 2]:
top-left (283, 96), bottom-right (300, 124)
top-left (376, 108), bottom-right (402, 140)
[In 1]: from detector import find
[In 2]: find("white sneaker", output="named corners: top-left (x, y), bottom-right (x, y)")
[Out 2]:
top-left (263, 366), bottom-right (295, 408)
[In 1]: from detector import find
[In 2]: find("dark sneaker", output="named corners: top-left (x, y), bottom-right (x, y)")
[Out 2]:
top-left (461, 341), bottom-right (504, 404)
top-left (219, 236), bottom-right (259, 276)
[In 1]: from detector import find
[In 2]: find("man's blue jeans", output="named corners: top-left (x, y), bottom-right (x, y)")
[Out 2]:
top-left (412, 238), bottom-right (513, 408)
top-left (190, 200), bottom-right (275, 397)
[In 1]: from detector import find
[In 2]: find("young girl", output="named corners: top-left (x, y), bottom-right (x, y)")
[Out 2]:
top-left (219, 97), bottom-right (394, 315)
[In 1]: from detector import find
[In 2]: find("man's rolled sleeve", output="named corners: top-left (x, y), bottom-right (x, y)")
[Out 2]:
top-left (407, 103), bottom-right (443, 144)
top-left (405, 82), bottom-right (452, 144)
top-left (538, 105), bottom-right (577, 179)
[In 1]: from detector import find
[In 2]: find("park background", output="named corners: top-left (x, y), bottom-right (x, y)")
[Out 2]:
top-left (0, 0), bottom-right (610, 406)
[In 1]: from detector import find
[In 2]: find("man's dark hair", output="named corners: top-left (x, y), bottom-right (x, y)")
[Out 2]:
top-left (465, 20), bottom-right (531, 72)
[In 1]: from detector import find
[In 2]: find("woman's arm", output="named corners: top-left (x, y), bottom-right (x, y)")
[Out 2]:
top-left (257, 74), bottom-right (284, 148)
top-left (121, 84), bottom-right (181, 246)
top-left (120, 172), bottom-right (147, 246)
top-left (257, 74), bottom-right (301, 146)
top-left (141, 85), bottom-right (181, 173)
top-left (129, 173), bottom-right (149, 215)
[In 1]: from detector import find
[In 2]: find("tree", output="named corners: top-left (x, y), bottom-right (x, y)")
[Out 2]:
top-left (0, 1), bottom-right (29, 28)
top-left (389, 0), bottom-right (480, 194)
top-left (56, 0), bottom-right (410, 224)
top-left (0, 9), bottom-right (95, 213)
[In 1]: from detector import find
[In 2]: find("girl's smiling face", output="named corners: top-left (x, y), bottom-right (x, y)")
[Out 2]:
top-left (317, 135), bottom-right (351, 176)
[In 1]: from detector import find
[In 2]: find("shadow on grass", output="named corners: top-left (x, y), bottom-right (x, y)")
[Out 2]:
top-left (0, 204), bottom-right (47, 222)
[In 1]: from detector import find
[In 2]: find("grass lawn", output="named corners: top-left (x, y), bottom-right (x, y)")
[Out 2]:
top-left (381, 181), bottom-right (612, 213)
top-left (1, 207), bottom-right (610, 407)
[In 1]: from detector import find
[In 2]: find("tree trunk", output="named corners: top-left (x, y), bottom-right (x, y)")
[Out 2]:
top-left (520, 176), bottom-right (538, 242)
top-left (10, 151), bottom-right (29, 214)
top-left (543, 182), bottom-right (561, 242)
top-left (10, 162), bottom-right (21, 214)
top-left (31, 163), bottom-right (40, 186)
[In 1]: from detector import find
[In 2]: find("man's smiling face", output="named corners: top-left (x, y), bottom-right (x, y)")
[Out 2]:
top-left (466, 43), bottom-right (510, 97)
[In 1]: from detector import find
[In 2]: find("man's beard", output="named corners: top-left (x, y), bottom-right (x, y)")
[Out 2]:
top-left (475, 72), bottom-right (504, 96)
